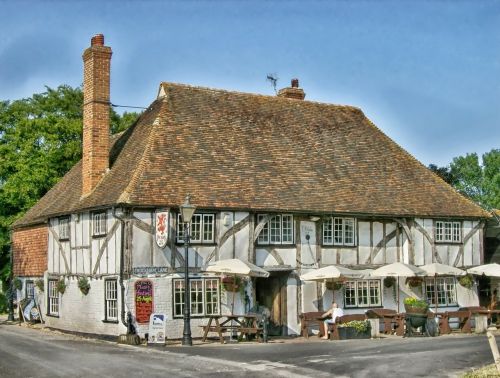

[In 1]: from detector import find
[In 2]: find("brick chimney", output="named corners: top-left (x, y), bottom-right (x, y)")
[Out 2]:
top-left (277, 78), bottom-right (306, 100)
top-left (82, 34), bottom-right (112, 196)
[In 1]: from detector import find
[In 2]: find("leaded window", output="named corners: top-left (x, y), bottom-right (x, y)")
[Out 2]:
top-left (173, 278), bottom-right (220, 318)
top-left (424, 277), bottom-right (457, 306)
top-left (48, 280), bottom-right (59, 316)
top-left (59, 217), bottom-right (70, 241)
top-left (105, 279), bottom-right (118, 321)
top-left (323, 217), bottom-right (356, 246)
top-left (344, 280), bottom-right (381, 308)
top-left (177, 213), bottom-right (215, 244)
top-left (435, 221), bottom-right (461, 243)
top-left (257, 214), bottom-right (294, 245)
top-left (92, 212), bottom-right (107, 237)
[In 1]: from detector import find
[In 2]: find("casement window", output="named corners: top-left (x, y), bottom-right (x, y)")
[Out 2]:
top-left (173, 278), bottom-right (220, 318)
top-left (59, 216), bottom-right (70, 241)
top-left (92, 212), bottom-right (107, 237)
top-left (48, 280), bottom-right (59, 316)
top-left (257, 214), bottom-right (294, 245)
top-left (177, 213), bottom-right (215, 244)
top-left (344, 280), bottom-right (381, 308)
top-left (104, 279), bottom-right (118, 322)
top-left (435, 221), bottom-right (461, 243)
top-left (25, 281), bottom-right (35, 300)
top-left (424, 277), bottom-right (457, 307)
top-left (323, 217), bottom-right (356, 246)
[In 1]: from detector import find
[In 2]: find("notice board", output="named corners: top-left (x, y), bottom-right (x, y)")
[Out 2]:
top-left (135, 279), bottom-right (154, 324)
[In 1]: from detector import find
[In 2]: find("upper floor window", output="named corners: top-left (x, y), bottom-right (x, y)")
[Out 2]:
top-left (92, 212), bottom-right (107, 237)
top-left (424, 277), bottom-right (457, 306)
top-left (435, 221), bottom-right (461, 243)
top-left (173, 278), bottom-right (220, 318)
top-left (323, 217), bottom-right (356, 246)
top-left (177, 213), bottom-right (215, 244)
top-left (344, 279), bottom-right (381, 308)
top-left (59, 216), bottom-right (70, 241)
top-left (257, 214), bottom-right (294, 245)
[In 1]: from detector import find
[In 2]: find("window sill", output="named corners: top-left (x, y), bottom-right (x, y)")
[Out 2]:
top-left (256, 243), bottom-right (295, 247)
top-left (92, 234), bottom-right (107, 239)
top-left (46, 314), bottom-right (59, 318)
top-left (322, 244), bottom-right (357, 248)
top-left (434, 242), bottom-right (463, 245)
top-left (102, 319), bottom-right (119, 324)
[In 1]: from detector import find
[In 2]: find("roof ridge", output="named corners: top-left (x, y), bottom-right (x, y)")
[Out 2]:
top-left (159, 81), bottom-right (361, 111)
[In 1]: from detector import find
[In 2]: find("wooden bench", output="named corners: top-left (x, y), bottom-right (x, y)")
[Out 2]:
top-left (238, 326), bottom-right (265, 342)
top-left (300, 311), bottom-right (325, 338)
top-left (329, 314), bottom-right (367, 340)
top-left (438, 310), bottom-right (472, 334)
top-left (366, 309), bottom-right (404, 335)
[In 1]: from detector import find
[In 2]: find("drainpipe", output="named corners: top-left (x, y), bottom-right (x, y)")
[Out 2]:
top-left (116, 207), bottom-right (128, 328)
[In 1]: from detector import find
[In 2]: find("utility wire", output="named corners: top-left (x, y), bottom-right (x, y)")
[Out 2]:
top-left (111, 103), bottom-right (147, 110)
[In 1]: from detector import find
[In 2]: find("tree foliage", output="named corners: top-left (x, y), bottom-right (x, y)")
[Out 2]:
top-left (429, 149), bottom-right (500, 211)
top-left (0, 85), bottom-right (139, 285)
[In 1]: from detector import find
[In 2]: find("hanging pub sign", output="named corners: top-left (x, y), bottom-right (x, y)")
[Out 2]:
top-left (135, 280), bottom-right (154, 324)
top-left (155, 210), bottom-right (169, 248)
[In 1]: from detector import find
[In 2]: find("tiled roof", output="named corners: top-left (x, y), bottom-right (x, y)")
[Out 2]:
top-left (13, 82), bottom-right (489, 228)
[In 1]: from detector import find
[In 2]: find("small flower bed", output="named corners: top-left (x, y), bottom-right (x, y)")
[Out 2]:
top-left (338, 320), bottom-right (370, 333)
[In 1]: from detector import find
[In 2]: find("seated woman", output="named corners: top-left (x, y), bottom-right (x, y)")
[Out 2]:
top-left (321, 301), bottom-right (344, 339)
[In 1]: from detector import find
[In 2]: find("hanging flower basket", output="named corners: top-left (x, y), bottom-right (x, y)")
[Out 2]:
top-left (13, 278), bottom-right (22, 291)
top-left (56, 279), bottom-right (67, 295)
top-left (384, 277), bottom-right (396, 288)
top-left (221, 276), bottom-right (242, 292)
top-left (325, 281), bottom-right (343, 291)
top-left (458, 274), bottom-right (474, 289)
top-left (78, 277), bottom-right (91, 295)
top-left (403, 297), bottom-right (429, 314)
top-left (406, 277), bottom-right (423, 288)
top-left (35, 279), bottom-right (44, 292)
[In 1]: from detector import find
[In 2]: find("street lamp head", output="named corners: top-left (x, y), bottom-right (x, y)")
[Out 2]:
top-left (180, 194), bottom-right (196, 224)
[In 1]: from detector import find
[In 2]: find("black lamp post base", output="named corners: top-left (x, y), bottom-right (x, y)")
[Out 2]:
top-left (182, 336), bottom-right (193, 346)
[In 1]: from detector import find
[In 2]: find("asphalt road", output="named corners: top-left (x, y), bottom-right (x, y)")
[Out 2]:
top-left (0, 322), bottom-right (495, 378)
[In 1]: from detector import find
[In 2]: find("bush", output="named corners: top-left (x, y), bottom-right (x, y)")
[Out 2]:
top-left (35, 279), bottom-right (44, 292)
top-left (338, 320), bottom-right (370, 333)
top-left (0, 292), bottom-right (7, 314)
top-left (13, 278), bottom-right (22, 291)
top-left (384, 277), bottom-right (396, 288)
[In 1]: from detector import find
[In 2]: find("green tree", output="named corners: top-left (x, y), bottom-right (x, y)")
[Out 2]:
top-left (0, 85), bottom-right (139, 286)
top-left (429, 149), bottom-right (500, 211)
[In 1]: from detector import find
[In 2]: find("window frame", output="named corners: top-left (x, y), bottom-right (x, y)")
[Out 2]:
top-left (323, 217), bottom-right (356, 246)
top-left (58, 216), bottom-right (70, 241)
top-left (344, 279), bottom-right (382, 308)
top-left (172, 277), bottom-right (221, 318)
top-left (25, 280), bottom-right (35, 300)
top-left (104, 279), bottom-right (118, 323)
top-left (47, 279), bottom-right (59, 317)
top-left (256, 214), bottom-right (294, 245)
top-left (176, 213), bottom-right (216, 245)
top-left (435, 221), bottom-right (462, 243)
top-left (92, 211), bottom-right (107, 238)
top-left (424, 277), bottom-right (458, 307)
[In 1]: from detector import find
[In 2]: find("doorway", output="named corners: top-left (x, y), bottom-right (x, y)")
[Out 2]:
top-left (255, 272), bottom-right (288, 336)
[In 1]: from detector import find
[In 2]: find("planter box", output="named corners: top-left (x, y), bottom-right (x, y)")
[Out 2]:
top-left (338, 326), bottom-right (371, 340)
top-left (404, 304), bottom-right (428, 314)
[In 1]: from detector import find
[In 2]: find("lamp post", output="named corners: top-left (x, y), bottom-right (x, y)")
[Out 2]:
top-left (180, 194), bottom-right (196, 346)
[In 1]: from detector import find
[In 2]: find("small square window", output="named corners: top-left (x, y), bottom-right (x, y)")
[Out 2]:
top-left (256, 214), bottom-right (294, 245)
top-left (59, 217), bottom-right (70, 241)
top-left (93, 212), bottom-right (107, 237)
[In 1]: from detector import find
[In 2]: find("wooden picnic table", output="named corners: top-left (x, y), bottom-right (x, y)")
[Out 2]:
top-left (201, 314), bottom-right (264, 343)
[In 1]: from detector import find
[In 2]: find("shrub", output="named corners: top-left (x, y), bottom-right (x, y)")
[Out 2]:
top-left (13, 278), bottom-right (22, 291)
top-left (0, 292), bottom-right (7, 314)
top-left (338, 320), bottom-right (370, 333)
top-left (384, 277), bottom-right (396, 288)
top-left (406, 277), bottom-right (423, 288)
top-left (404, 297), bottom-right (428, 309)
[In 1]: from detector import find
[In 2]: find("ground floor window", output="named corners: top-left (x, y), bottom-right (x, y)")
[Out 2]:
top-left (48, 280), bottom-right (59, 316)
top-left (105, 279), bottom-right (118, 321)
top-left (344, 279), bottom-right (381, 308)
top-left (25, 280), bottom-right (35, 299)
top-left (173, 278), bottom-right (220, 317)
top-left (424, 277), bottom-right (457, 306)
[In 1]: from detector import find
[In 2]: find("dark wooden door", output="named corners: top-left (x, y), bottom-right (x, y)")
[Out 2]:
top-left (256, 274), bottom-right (287, 336)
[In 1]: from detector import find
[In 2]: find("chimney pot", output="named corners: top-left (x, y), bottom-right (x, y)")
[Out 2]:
top-left (291, 78), bottom-right (299, 88)
top-left (277, 78), bottom-right (305, 100)
top-left (91, 34), bottom-right (105, 46)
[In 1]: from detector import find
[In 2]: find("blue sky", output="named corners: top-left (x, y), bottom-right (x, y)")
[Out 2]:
top-left (0, 0), bottom-right (498, 166)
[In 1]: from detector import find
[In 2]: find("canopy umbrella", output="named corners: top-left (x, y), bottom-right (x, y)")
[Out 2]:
top-left (420, 263), bottom-right (466, 313)
top-left (300, 265), bottom-right (369, 308)
top-left (204, 259), bottom-right (269, 314)
top-left (371, 262), bottom-right (426, 313)
top-left (467, 263), bottom-right (500, 278)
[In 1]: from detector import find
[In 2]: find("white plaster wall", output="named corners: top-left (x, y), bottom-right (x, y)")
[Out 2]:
top-left (372, 222), bottom-right (384, 265)
top-left (358, 221), bottom-right (371, 264)
top-left (44, 276), bottom-right (126, 336)
top-left (286, 277), bottom-right (299, 335)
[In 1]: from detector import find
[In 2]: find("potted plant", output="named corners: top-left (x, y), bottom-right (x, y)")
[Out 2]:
top-left (403, 297), bottom-right (428, 314)
top-left (78, 277), bottom-right (91, 295)
top-left (56, 278), bottom-right (67, 295)
top-left (337, 320), bottom-right (371, 340)
top-left (458, 274), bottom-right (474, 289)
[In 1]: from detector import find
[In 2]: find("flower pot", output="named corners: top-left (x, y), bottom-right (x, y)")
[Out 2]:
top-left (404, 304), bottom-right (428, 315)
top-left (338, 326), bottom-right (371, 340)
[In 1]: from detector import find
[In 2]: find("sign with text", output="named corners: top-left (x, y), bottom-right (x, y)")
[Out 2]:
top-left (135, 280), bottom-right (154, 324)
top-left (148, 313), bottom-right (167, 345)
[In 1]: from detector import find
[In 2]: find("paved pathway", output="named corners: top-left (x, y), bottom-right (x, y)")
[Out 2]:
top-left (0, 320), bottom-right (496, 377)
